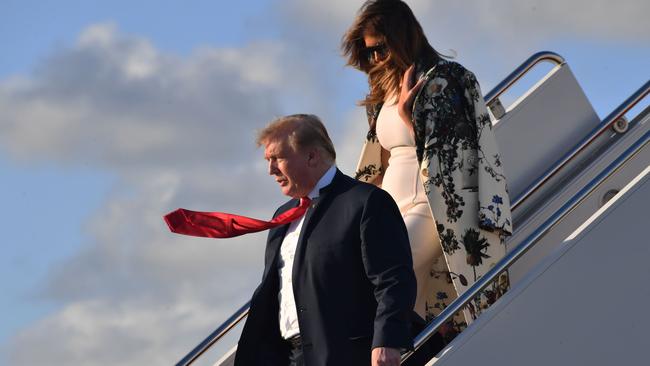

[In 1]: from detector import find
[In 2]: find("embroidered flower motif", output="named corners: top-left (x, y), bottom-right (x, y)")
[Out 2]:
top-left (462, 228), bottom-right (490, 268)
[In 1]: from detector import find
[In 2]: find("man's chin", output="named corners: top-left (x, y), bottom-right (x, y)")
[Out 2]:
top-left (283, 190), bottom-right (303, 199)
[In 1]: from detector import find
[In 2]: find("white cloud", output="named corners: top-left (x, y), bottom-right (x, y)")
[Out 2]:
top-left (473, 0), bottom-right (650, 40)
top-left (280, 0), bottom-right (650, 41)
top-left (274, 0), bottom-right (649, 88)
top-left (77, 23), bottom-right (160, 80)
top-left (0, 23), bottom-right (295, 169)
top-left (7, 298), bottom-right (235, 365)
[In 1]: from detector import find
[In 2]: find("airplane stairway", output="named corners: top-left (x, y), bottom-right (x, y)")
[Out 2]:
top-left (424, 142), bottom-right (650, 366)
top-left (173, 52), bottom-right (650, 366)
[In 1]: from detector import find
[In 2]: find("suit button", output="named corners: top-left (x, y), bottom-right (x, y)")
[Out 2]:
top-left (298, 307), bottom-right (306, 313)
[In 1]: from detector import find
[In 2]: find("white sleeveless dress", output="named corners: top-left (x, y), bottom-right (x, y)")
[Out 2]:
top-left (376, 97), bottom-right (443, 318)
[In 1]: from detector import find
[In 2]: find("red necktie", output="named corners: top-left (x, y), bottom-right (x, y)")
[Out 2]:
top-left (163, 197), bottom-right (312, 238)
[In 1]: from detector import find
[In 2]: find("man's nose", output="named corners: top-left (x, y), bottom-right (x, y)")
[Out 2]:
top-left (268, 161), bottom-right (279, 175)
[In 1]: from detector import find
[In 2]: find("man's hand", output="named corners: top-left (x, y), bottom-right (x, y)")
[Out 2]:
top-left (371, 347), bottom-right (401, 366)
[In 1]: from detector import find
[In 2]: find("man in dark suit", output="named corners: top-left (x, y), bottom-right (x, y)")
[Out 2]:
top-left (234, 114), bottom-right (416, 366)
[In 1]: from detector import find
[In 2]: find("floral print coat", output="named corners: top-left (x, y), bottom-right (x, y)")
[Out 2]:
top-left (354, 59), bottom-right (513, 326)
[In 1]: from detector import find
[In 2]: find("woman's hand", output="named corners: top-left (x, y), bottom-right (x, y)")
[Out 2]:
top-left (397, 64), bottom-right (425, 134)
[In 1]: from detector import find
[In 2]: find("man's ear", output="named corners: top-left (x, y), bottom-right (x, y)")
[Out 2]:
top-left (306, 148), bottom-right (321, 167)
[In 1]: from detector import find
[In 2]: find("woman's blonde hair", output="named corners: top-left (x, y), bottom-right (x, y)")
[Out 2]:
top-left (342, 0), bottom-right (440, 107)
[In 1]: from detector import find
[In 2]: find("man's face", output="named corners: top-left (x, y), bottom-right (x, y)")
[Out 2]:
top-left (264, 138), bottom-right (312, 198)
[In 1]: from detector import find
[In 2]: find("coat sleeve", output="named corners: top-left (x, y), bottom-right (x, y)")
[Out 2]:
top-left (462, 71), bottom-right (513, 235)
top-left (359, 188), bottom-right (417, 350)
top-left (413, 65), bottom-right (513, 236)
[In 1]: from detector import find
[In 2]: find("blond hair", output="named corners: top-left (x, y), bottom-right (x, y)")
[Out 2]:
top-left (256, 114), bottom-right (336, 163)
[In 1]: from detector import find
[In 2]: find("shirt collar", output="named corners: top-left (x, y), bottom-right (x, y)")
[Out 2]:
top-left (307, 165), bottom-right (336, 199)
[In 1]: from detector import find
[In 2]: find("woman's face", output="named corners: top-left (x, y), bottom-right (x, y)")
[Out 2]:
top-left (362, 32), bottom-right (389, 65)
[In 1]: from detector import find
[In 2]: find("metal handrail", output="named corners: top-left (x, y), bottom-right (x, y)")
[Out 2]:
top-left (510, 80), bottom-right (649, 210)
top-left (176, 301), bottom-right (250, 366)
top-left (484, 51), bottom-right (565, 105)
top-left (401, 117), bottom-right (649, 362)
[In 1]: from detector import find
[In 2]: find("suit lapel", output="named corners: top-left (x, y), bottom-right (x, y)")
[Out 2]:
top-left (291, 170), bottom-right (343, 279)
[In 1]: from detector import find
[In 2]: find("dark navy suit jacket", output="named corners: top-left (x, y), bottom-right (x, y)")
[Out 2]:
top-left (234, 170), bottom-right (416, 366)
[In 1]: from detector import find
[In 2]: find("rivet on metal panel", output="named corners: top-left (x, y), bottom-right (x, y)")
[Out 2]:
top-left (612, 116), bottom-right (629, 134)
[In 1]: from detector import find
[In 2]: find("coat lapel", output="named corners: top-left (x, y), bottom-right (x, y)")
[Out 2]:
top-left (291, 169), bottom-right (343, 280)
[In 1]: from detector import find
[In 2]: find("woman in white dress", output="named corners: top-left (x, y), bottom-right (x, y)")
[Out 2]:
top-left (342, 0), bottom-right (514, 347)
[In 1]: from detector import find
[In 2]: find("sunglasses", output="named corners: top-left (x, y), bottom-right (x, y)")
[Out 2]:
top-left (363, 43), bottom-right (389, 64)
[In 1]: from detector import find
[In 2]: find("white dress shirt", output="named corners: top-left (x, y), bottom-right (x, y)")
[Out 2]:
top-left (277, 165), bottom-right (337, 339)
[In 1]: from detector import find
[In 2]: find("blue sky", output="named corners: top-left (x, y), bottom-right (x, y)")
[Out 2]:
top-left (1, 1), bottom-right (648, 365)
